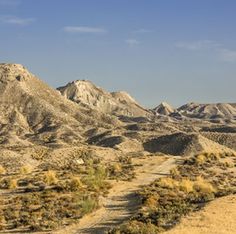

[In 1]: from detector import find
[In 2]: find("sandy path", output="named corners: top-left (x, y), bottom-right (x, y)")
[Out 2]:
top-left (55, 156), bottom-right (177, 234)
top-left (164, 194), bottom-right (236, 234)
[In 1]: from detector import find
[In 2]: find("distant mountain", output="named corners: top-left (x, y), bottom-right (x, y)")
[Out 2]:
top-left (57, 80), bottom-right (150, 117)
top-left (153, 101), bottom-right (236, 122)
top-left (177, 102), bottom-right (236, 120)
top-left (0, 64), bottom-right (118, 146)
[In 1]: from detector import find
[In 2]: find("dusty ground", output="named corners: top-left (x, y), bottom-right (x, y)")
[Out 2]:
top-left (54, 155), bottom-right (177, 234)
top-left (165, 194), bottom-right (236, 234)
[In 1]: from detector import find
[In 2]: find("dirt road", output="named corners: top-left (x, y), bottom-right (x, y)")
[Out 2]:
top-left (55, 156), bottom-right (177, 234)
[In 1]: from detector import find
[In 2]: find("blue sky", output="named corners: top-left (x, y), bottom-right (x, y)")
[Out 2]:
top-left (0, 0), bottom-right (235, 107)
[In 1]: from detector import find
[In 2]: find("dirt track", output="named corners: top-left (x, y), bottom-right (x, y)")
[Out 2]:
top-left (55, 156), bottom-right (177, 234)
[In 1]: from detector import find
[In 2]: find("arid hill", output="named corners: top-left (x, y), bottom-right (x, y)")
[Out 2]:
top-left (0, 64), bottom-right (118, 147)
top-left (178, 102), bottom-right (236, 120)
top-left (153, 102), bottom-right (175, 115)
top-left (143, 132), bottom-right (234, 156)
top-left (153, 101), bottom-right (236, 123)
top-left (57, 80), bottom-right (150, 117)
top-left (0, 63), bottom-right (235, 234)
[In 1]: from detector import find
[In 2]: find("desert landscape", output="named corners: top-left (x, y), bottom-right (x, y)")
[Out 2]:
top-left (0, 1), bottom-right (235, 233)
top-left (0, 63), bottom-right (235, 234)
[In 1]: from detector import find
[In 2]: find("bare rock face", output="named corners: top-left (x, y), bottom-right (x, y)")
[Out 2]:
top-left (57, 80), bottom-right (150, 117)
top-left (0, 64), bottom-right (118, 146)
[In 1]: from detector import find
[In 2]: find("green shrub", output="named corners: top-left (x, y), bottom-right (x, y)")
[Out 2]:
top-left (80, 197), bottom-right (98, 215)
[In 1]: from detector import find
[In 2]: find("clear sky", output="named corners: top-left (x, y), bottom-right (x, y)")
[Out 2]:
top-left (0, 0), bottom-right (235, 107)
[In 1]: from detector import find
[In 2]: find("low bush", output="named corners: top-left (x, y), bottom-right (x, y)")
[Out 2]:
top-left (193, 176), bottom-right (216, 194)
top-left (44, 170), bottom-right (58, 186)
top-left (80, 197), bottom-right (98, 215)
top-left (0, 166), bottom-right (6, 175)
top-left (20, 165), bottom-right (33, 174)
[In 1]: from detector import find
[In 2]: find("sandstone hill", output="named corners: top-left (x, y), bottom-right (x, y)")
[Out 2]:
top-left (0, 64), bottom-right (119, 147)
top-left (57, 80), bottom-right (150, 117)
top-left (153, 102), bottom-right (175, 115)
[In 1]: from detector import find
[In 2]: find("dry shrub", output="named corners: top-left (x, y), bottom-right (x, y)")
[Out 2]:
top-left (195, 154), bottom-right (206, 165)
top-left (224, 161), bottom-right (234, 168)
top-left (158, 177), bottom-right (178, 189)
top-left (179, 178), bottom-right (194, 193)
top-left (20, 165), bottom-right (33, 174)
top-left (170, 167), bottom-right (180, 176)
top-left (193, 176), bottom-right (215, 194)
top-left (0, 166), bottom-right (6, 175)
top-left (111, 163), bottom-right (122, 174)
top-left (144, 194), bottom-right (159, 209)
top-left (119, 220), bottom-right (160, 234)
top-left (205, 152), bottom-right (220, 161)
top-left (44, 170), bottom-right (58, 186)
top-left (69, 176), bottom-right (83, 191)
top-left (80, 197), bottom-right (98, 215)
top-left (8, 179), bottom-right (17, 189)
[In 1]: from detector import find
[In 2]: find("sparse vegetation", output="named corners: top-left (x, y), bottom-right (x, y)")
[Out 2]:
top-left (20, 165), bottom-right (33, 174)
top-left (80, 197), bottom-right (99, 215)
top-left (108, 156), bottom-right (135, 181)
top-left (8, 179), bottom-right (18, 189)
top-left (109, 151), bottom-right (236, 233)
top-left (44, 170), bottom-right (58, 186)
top-left (0, 165), bottom-right (6, 175)
top-left (0, 158), bottom-right (110, 232)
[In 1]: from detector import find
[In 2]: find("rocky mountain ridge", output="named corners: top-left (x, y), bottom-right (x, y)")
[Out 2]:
top-left (57, 80), bottom-right (150, 117)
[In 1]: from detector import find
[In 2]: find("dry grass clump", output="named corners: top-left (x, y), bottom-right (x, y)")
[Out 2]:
top-left (193, 176), bottom-right (216, 194)
top-left (8, 179), bottom-right (18, 189)
top-left (0, 165), bottom-right (6, 175)
top-left (112, 220), bottom-right (161, 234)
top-left (107, 156), bottom-right (135, 181)
top-left (179, 178), bottom-right (194, 193)
top-left (68, 176), bottom-right (83, 191)
top-left (170, 167), bottom-right (180, 177)
top-left (193, 152), bottom-right (224, 166)
top-left (158, 177), bottom-right (178, 189)
top-left (205, 152), bottom-right (221, 160)
top-left (20, 165), bottom-right (33, 174)
top-left (195, 154), bottom-right (206, 165)
top-left (80, 197), bottom-right (99, 215)
top-left (110, 163), bottom-right (122, 174)
top-left (82, 164), bottom-right (111, 194)
top-left (0, 178), bottom-right (18, 189)
top-left (44, 170), bottom-right (58, 186)
top-left (158, 177), bottom-right (214, 195)
top-left (144, 194), bottom-right (160, 209)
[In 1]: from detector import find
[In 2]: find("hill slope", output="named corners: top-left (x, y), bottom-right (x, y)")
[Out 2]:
top-left (0, 64), bottom-right (118, 146)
